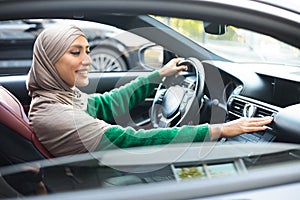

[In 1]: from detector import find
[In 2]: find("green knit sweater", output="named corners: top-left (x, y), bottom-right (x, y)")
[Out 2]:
top-left (86, 71), bottom-right (210, 150)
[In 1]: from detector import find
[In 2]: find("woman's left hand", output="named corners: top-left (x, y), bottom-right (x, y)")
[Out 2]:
top-left (158, 58), bottom-right (188, 77)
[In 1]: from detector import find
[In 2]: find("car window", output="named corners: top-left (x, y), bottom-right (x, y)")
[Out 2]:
top-left (153, 16), bottom-right (300, 67)
top-left (0, 19), bottom-right (153, 76)
top-left (1, 1), bottom-right (300, 199)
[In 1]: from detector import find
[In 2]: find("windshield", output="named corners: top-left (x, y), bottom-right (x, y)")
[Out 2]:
top-left (154, 17), bottom-right (300, 66)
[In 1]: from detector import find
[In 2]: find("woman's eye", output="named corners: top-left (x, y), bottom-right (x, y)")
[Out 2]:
top-left (86, 50), bottom-right (91, 54)
top-left (70, 51), bottom-right (80, 55)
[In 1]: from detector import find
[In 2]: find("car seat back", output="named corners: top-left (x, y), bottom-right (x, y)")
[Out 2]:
top-left (0, 85), bottom-right (52, 166)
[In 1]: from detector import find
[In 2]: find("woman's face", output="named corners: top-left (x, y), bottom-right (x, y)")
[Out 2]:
top-left (54, 35), bottom-right (92, 87)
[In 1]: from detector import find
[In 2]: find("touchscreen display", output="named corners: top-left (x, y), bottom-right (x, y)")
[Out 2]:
top-left (206, 163), bottom-right (237, 177)
top-left (172, 162), bottom-right (237, 181)
top-left (173, 166), bottom-right (206, 180)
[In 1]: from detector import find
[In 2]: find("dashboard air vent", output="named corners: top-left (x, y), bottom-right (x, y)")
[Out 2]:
top-left (229, 98), bottom-right (246, 117)
top-left (255, 107), bottom-right (276, 117)
top-left (228, 97), bottom-right (278, 118)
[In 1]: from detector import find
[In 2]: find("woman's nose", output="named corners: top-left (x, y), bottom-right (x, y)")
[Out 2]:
top-left (82, 55), bottom-right (92, 66)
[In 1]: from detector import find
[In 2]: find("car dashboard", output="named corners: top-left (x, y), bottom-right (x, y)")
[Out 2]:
top-left (202, 60), bottom-right (300, 145)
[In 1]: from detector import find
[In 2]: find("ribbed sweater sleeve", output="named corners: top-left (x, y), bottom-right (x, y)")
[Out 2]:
top-left (86, 71), bottom-right (162, 122)
top-left (86, 70), bottom-right (211, 150)
top-left (96, 124), bottom-right (210, 150)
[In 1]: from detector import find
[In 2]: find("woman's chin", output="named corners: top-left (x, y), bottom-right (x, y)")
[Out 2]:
top-left (75, 79), bottom-right (89, 87)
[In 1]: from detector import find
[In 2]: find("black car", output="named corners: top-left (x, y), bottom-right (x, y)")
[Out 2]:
top-left (0, 19), bottom-right (151, 75)
top-left (0, 0), bottom-right (300, 199)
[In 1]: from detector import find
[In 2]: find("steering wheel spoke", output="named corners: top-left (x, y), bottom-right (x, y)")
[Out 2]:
top-left (157, 111), bottom-right (181, 128)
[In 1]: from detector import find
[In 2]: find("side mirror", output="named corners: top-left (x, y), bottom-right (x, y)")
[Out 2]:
top-left (138, 44), bottom-right (164, 70)
top-left (203, 22), bottom-right (226, 35)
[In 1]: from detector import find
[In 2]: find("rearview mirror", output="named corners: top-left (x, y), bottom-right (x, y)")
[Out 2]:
top-left (203, 22), bottom-right (226, 35)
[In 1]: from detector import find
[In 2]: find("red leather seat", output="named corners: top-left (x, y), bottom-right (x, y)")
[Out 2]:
top-left (0, 85), bottom-right (52, 165)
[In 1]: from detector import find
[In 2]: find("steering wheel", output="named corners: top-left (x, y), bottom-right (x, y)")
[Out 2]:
top-left (150, 57), bottom-right (205, 128)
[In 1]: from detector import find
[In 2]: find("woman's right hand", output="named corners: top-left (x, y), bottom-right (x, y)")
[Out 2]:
top-left (209, 116), bottom-right (273, 140)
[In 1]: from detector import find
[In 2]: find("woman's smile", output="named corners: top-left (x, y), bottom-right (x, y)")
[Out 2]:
top-left (76, 69), bottom-right (89, 76)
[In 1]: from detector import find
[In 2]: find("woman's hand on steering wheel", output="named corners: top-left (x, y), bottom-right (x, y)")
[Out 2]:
top-left (158, 58), bottom-right (188, 77)
top-left (151, 57), bottom-right (205, 128)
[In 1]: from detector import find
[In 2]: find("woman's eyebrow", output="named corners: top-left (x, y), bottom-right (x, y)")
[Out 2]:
top-left (69, 44), bottom-right (90, 49)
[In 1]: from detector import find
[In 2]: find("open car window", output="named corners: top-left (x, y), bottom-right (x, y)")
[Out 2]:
top-left (0, 0), bottom-right (300, 199)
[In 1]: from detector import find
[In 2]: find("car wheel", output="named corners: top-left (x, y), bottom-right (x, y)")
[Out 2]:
top-left (90, 47), bottom-right (127, 72)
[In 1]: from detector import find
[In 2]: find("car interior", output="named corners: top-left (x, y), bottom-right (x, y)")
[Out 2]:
top-left (0, 0), bottom-right (300, 199)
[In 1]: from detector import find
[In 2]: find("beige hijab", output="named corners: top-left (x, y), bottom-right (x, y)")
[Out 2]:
top-left (26, 24), bottom-right (110, 157)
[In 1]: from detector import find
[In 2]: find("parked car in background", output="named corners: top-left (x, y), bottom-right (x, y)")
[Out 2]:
top-left (0, 0), bottom-right (300, 200)
top-left (0, 19), bottom-right (151, 75)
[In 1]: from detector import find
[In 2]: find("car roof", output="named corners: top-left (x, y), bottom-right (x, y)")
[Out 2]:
top-left (0, 0), bottom-right (299, 15)
top-left (251, 0), bottom-right (300, 14)
top-left (0, 0), bottom-right (299, 48)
